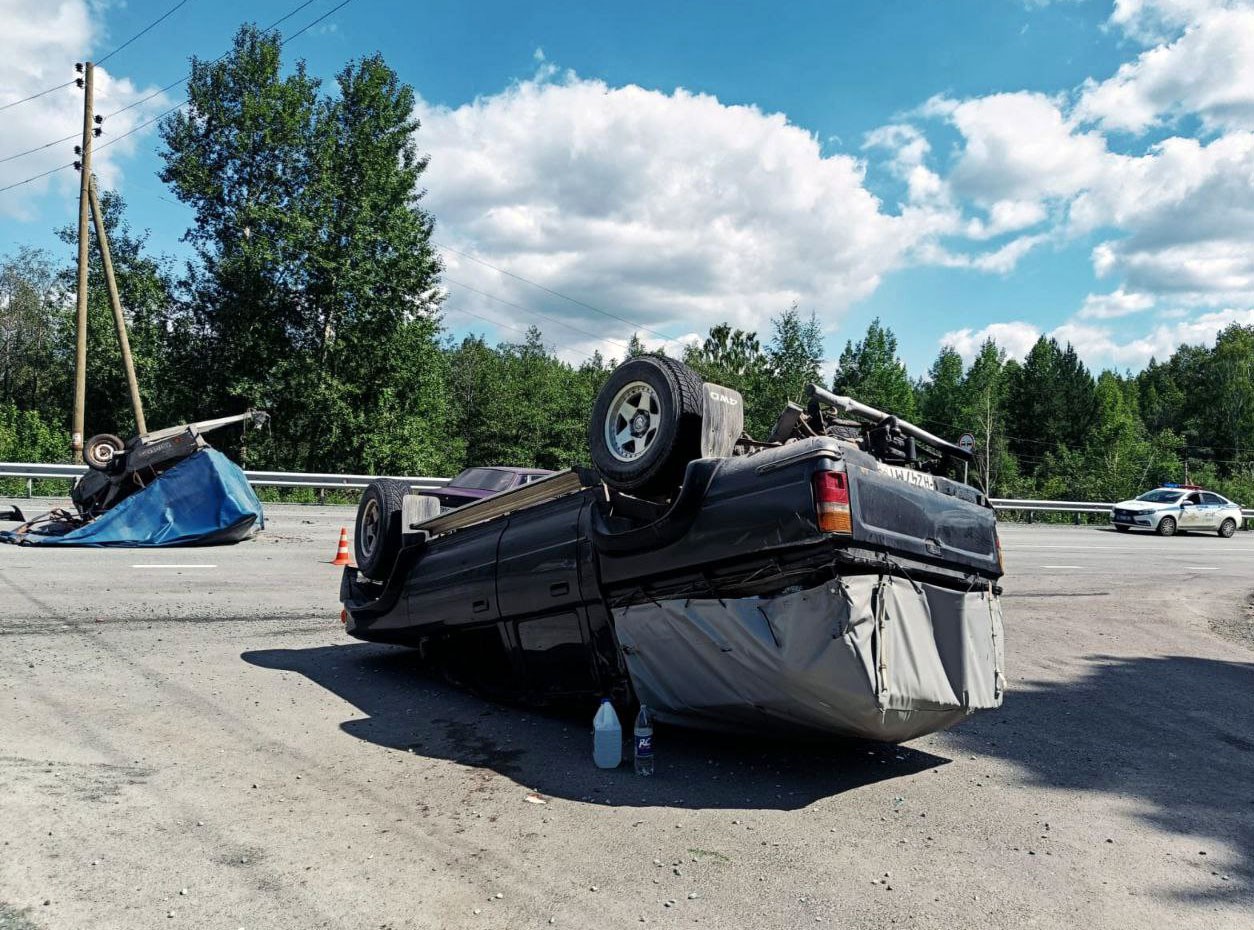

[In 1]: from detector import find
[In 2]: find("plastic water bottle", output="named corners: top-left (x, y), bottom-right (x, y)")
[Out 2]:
top-left (634, 704), bottom-right (654, 776)
top-left (592, 699), bottom-right (622, 768)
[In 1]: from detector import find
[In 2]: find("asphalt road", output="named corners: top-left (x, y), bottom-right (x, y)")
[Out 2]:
top-left (1, 505), bottom-right (1252, 930)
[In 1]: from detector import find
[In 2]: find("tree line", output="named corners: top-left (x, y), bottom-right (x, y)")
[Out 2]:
top-left (3, 25), bottom-right (1253, 506)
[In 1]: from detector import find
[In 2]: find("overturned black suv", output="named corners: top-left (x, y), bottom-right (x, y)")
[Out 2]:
top-left (342, 356), bottom-right (1005, 742)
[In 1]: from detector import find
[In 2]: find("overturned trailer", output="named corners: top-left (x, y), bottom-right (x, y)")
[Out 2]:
top-left (342, 357), bottom-right (1004, 742)
top-left (2, 413), bottom-right (266, 547)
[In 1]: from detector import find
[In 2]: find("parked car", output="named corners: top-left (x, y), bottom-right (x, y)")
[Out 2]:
top-left (342, 356), bottom-right (1005, 743)
top-left (431, 466), bottom-right (555, 510)
top-left (1111, 484), bottom-right (1243, 537)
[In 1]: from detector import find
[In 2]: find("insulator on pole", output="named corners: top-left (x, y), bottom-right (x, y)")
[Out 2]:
top-left (93, 127), bottom-right (102, 137)
top-left (73, 161), bottom-right (82, 171)
top-left (94, 115), bottom-right (103, 124)
top-left (75, 63), bottom-right (84, 73)
top-left (74, 145), bottom-right (82, 155)
top-left (76, 78), bottom-right (84, 88)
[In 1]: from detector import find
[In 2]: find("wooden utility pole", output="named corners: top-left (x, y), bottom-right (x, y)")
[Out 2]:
top-left (71, 61), bottom-right (94, 462)
top-left (88, 175), bottom-right (147, 435)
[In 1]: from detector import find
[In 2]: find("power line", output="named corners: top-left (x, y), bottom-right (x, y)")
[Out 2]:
top-left (0, 0), bottom-right (353, 198)
top-left (96, 0), bottom-right (196, 66)
top-left (0, 160), bottom-right (79, 195)
top-left (0, 132), bottom-right (78, 166)
top-left (281, 0), bottom-right (355, 43)
top-left (0, 81), bottom-right (76, 115)
top-left (442, 304), bottom-right (601, 365)
top-left (0, 0), bottom-right (195, 118)
top-left (437, 242), bottom-right (678, 343)
top-left (443, 277), bottom-right (633, 352)
top-left (102, 0), bottom-right (323, 121)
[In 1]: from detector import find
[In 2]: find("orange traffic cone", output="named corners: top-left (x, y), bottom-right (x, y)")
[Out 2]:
top-left (330, 527), bottom-right (354, 566)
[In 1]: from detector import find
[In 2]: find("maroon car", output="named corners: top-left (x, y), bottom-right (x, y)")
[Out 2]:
top-left (433, 466), bottom-right (555, 510)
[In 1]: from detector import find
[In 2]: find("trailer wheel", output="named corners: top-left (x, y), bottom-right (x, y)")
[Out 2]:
top-left (355, 478), bottom-right (409, 579)
top-left (84, 433), bottom-right (124, 472)
top-left (588, 355), bottom-right (704, 495)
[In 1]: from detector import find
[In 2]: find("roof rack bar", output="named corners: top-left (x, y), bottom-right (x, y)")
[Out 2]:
top-left (804, 384), bottom-right (974, 463)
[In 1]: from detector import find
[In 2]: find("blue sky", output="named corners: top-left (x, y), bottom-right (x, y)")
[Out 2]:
top-left (3, 0), bottom-right (1254, 375)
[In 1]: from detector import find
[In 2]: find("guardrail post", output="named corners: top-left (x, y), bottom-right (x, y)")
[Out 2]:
top-left (1027, 510), bottom-right (1034, 524)
top-left (1073, 511), bottom-right (1081, 525)
top-left (26, 478), bottom-right (33, 499)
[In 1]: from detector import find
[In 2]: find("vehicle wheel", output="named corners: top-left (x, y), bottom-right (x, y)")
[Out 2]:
top-left (1156, 516), bottom-right (1177, 537)
top-left (1114, 524), bottom-right (1130, 533)
top-left (84, 433), bottom-right (124, 472)
top-left (355, 478), bottom-right (409, 579)
top-left (1219, 518), bottom-right (1237, 538)
top-left (588, 355), bottom-right (704, 495)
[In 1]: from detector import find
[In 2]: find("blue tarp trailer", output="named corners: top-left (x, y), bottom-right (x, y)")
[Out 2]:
top-left (1, 449), bottom-right (263, 547)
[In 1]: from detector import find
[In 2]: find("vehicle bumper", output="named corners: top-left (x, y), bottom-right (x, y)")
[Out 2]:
top-left (1111, 511), bottom-right (1155, 527)
top-left (612, 575), bottom-right (1005, 743)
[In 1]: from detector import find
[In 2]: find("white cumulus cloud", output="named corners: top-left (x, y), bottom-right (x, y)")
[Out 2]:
top-left (0, 0), bottom-right (171, 219)
top-left (940, 321), bottom-right (1044, 362)
top-left (417, 71), bottom-right (950, 360)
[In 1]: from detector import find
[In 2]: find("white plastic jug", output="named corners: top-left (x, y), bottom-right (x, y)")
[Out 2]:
top-left (592, 699), bottom-right (622, 768)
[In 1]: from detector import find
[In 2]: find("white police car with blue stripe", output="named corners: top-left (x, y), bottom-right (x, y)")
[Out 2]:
top-left (1110, 484), bottom-right (1243, 537)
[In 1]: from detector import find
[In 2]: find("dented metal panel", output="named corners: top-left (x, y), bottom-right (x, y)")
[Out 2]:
top-left (613, 575), bottom-right (1004, 742)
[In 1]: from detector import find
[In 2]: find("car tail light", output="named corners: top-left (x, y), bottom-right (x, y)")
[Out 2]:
top-left (814, 471), bottom-right (852, 534)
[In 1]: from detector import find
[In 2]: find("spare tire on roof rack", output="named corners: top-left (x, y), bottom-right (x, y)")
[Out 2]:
top-left (587, 355), bottom-right (705, 497)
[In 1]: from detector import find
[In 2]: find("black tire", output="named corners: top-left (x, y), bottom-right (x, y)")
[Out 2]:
top-left (588, 355), bottom-right (704, 495)
top-left (355, 478), bottom-right (409, 579)
top-left (1157, 516), bottom-right (1177, 537)
top-left (1219, 518), bottom-right (1237, 538)
top-left (1114, 524), bottom-right (1130, 533)
top-left (84, 433), bottom-right (124, 472)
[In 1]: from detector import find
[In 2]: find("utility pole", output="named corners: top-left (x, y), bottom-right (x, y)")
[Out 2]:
top-left (71, 61), bottom-right (95, 462)
top-left (88, 175), bottom-right (147, 435)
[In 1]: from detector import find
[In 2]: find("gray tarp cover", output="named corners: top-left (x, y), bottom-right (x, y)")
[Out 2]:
top-left (614, 575), bottom-right (1004, 742)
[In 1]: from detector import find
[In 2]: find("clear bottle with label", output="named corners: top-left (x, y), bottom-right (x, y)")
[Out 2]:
top-left (633, 704), bottom-right (654, 776)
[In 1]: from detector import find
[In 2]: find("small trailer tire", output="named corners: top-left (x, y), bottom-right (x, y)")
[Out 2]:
top-left (84, 434), bottom-right (125, 472)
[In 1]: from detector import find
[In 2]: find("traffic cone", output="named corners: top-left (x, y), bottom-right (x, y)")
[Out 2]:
top-left (330, 527), bottom-right (354, 566)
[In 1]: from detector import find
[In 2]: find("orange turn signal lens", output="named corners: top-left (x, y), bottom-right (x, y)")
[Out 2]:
top-left (817, 506), bottom-right (853, 534)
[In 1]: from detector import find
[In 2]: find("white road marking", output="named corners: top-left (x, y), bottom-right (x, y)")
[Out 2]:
top-left (1013, 545), bottom-right (1254, 552)
top-left (1184, 567), bottom-right (1219, 571)
top-left (1041, 565), bottom-right (1084, 569)
top-left (131, 564), bottom-right (217, 569)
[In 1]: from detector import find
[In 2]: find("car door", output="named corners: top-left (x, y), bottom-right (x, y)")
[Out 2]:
top-left (1179, 491), bottom-right (1207, 528)
top-left (1200, 492), bottom-right (1228, 529)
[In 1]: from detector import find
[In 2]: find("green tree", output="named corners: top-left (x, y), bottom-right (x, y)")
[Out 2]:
top-left (959, 339), bottom-right (1019, 495)
top-left (831, 318), bottom-right (916, 418)
top-left (159, 27), bottom-right (447, 473)
top-left (1005, 337), bottom-right (1096, 471)
top-left (919, 344), bottom-right (964, 440)
top-left (0, 247), bottom-right (68, 416)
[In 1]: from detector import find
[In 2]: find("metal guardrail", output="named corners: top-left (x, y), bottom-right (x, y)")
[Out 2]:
top-left (0, 462), bottom-right (449, 495)
top-left (4, 462), bottom-right (1252, 522)
top-left (991, 497), bottom-right (1254, 522)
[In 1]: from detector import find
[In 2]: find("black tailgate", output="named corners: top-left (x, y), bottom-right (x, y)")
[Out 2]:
top-left (846, 462), bottom-right (1001, 579)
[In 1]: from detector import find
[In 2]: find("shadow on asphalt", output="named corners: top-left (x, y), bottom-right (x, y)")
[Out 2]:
top-left (948, 653), bottom-right (1254, 903)
top-left (242, 642), bottom-right (949, 810)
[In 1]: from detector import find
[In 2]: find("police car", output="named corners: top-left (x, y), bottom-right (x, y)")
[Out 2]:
top-left (1110, 484), bottom-right (1244, 537)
